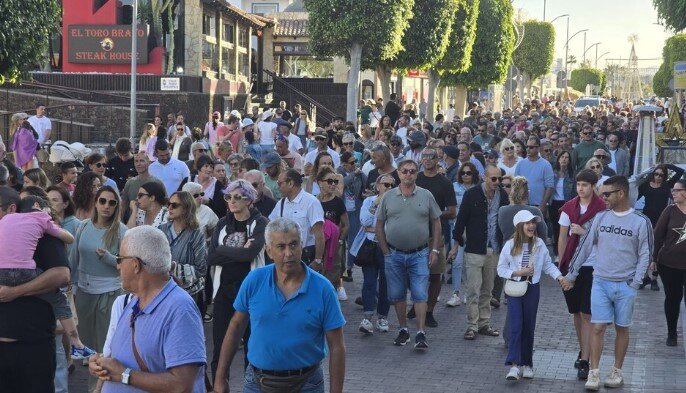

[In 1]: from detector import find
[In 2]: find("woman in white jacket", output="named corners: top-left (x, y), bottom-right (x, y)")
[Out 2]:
top-left (497, 210), bottom-right (566, 381)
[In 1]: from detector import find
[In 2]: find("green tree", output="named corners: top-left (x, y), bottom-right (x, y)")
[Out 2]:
top-left (652, 34), bottom-right (686, 97)
top-left (305, 0), bottom-right (414, 121)
top-left (0, 0), bottom-right (60, 83)
top-left (512, 20), bottom-right (555, 91)
top-left (653, 0), bottom-right (686, 32)
top-left (569, 67), bottom-right (606, 94)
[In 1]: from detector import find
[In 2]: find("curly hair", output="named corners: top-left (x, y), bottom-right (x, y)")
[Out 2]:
top-left (73, 172), bottom-right (100, 213)
top-left (510, 176), bottom-right (529, 205)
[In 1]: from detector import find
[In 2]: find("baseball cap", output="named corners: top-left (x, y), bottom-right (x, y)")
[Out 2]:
top-left (408, 131), bottom-right (427, 146)
top-left (242, 118), bottom-right (254, 128)
top-left (442, 145), bottom-right (459, 160)
top-left (512, 210), bottom-right (541, 227)
top-left (314, 130), bottom-right (328, 139)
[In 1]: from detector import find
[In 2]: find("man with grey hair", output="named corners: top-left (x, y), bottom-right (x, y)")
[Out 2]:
top-left (186, 141), bottom-right (210, 174)
top-left (89, 226), bottom-right (207, 392)
top-left (364, 144), bottom-right (400, 192)
top-left (243, 169), bottom-right (276, 217)
top-left (213, 217), bottom-right (346, 393)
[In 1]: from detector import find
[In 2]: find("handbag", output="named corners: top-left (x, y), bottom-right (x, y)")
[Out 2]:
top-left (504, 276), bottom-right (531, 297)
top-left (354, 238), bottom-right (377, 267)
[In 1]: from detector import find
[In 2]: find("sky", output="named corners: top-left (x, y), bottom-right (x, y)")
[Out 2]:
top-left (512, 0), bottom-right (674, 70)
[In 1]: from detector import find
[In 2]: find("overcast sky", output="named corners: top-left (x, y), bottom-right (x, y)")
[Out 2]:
top-left (512, 0), bottom-right (674, 69)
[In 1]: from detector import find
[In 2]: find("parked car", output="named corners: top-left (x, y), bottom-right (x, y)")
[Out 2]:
top-left (574, 96), bottom-right (605, 112)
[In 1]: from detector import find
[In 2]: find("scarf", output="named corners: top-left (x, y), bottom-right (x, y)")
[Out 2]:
top-left (558, 194), bottom-right (606, 274)
top-left (11, 128), bottom-right (38, 167)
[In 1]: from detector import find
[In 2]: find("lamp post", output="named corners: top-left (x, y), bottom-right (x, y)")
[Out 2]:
top-left (584, 42), bottom-right (601, 65)
top-left (596, 51), bottom-right (610, 68)
top-left (129, 0), bottom-right (138, 142)
top-left (565, 28), bottom-right (589, 97)
top-left (549, 15), bottom-right (568, 95)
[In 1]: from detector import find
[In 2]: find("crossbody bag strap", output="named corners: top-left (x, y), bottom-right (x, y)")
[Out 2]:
top-left (129, 312), bottom-right (149, 372)
top-left (279, 197), bottom-right (286, 217)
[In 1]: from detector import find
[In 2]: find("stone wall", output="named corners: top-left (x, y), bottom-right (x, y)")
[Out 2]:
top-left (184, 0), bottom-right (203, 77)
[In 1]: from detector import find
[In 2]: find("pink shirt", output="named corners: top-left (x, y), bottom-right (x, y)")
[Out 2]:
top-left (0, 211), bottom-right (63, 269)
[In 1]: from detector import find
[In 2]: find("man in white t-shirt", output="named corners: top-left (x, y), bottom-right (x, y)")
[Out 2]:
top-left (304, 130), bottom-right (340, 167)
top-left (278, 122), bottom-right (303, 155)
top-left (27, 104), bottom-right (52, 144)
top-left (395, 115), bottom-right (410, 146)
top-left (148, 140), bottom-right (191, 196)
top-left (258, 110), bottom-right (277, 153)
top-left (557, 169), bottom-right (604, 381)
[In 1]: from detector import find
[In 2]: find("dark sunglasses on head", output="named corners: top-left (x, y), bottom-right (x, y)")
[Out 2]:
top-left (601, 189), bottom-right (621, 198)
top-left (489, 176), bottom-right (503, 182)
top-left (322, 178), bottom-right (339, 185)
top-left (193, 192), bottom-right (205, 198)
top-left (224, 194), bottom-right (247, 202)
top-left (98, 197), bottom-right (118, 207)
top-left (168, 202), bottom-right (182, 209)
top-left (400, 168), bottom-right (417, 175)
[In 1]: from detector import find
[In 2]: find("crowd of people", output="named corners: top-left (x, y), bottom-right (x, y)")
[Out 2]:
top-left (0, 93), bottom-right (685, 393)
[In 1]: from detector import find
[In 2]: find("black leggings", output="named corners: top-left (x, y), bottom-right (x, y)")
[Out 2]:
top-left (658, 264), bottom-right (686, 334)
top-left (211, 298), bottom-right (250, 379)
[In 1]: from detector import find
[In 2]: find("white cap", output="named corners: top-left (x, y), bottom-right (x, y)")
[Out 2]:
top-left (242, 118), bottom-right (254, 128)
top-left (230, 110), bottom-right (242, 119)
top-left (512, 210), bottom-right (541, 227)
top-left (261, 110), bottom-right (273, 121)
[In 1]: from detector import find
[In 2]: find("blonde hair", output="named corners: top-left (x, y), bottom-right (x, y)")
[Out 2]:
top-left (140, 123), bottom-right (156, 145)
top-left (585, 157), bottom-right (603, 172)
top-left (499, 138), bottom-right (515, 154)
top-left (511, 221), bottom-right (537, 257)
top-left (510, 176), bottom-right (529, 204)
top-left (92, 187), bottom-right (123, 250)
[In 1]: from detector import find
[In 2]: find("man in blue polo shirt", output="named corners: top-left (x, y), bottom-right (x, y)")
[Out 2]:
top-left (212, 217), bottom-right (346, 393)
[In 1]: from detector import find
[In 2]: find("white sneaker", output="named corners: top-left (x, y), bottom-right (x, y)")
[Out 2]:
top-left (446, 293), bottom-right (463, 307)
top-left (585, 368), bottom-right (600, 390)
top-left (359, 318), bottom-right (374, 334)
top-left (376, 318), bottom-right (390, 332)
top-left (604, 367), bottom-right (623, 388)
top-left (506, 366), bottom-right (521, 381)
top-left (337, 286), bottom-right (348, 301)
top-left (522, 366), bottom-right (534, 379)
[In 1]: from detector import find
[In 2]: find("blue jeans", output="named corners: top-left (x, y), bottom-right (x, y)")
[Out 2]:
top-left (505, 283), bottom-right (540, 367)
top-left (451, 245), bottom-right (465, 293)
top-left (384, 248), bottom-right (430, 303)
top-left (243, 364), bottom-right (325, 393)
top-left (346, 209), bottom-right (361, 269)
top-left (54, 334), bottom-right (68, 393)
top-left (361, 246), bottom-right (390, 317)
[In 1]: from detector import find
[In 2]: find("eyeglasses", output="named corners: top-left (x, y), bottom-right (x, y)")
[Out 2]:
top-left (400, 168), bottom-right (417, 175)
top-left (98, 197), bottom-right (118, 207)
top-left (168, 202), bottom-right (182, 209)
top-left (654, 172), bottom-right (665, 178)
top-left (502, 183), bottom-right (512, 189)
top-left (322, 178), bottom-right (339, 185)
top-left (601, 189), bottom-right (621, 198)
top-left (193, 192), bottom-right (205, 198)
top-left (136, 192), bottom-right (149, 199)
top-left (421, 153), bottom-right (437, 160)
top-left (93, 162), bottom-right (105, 168)
top-left (489, 176), bottom-right (503, 183)
top-left (594, 155), bottom-right (607, 160)
top-left (526, 145), bottom-right (539, 149)
top-left (380, 182), bottom-right (395, 188)
top-left (115, 255), bottom-right (146, 266)
top-left (224, 194), bottom-right (247, 202)
top-left (460, 171), bottom-right (473, 176)
top-left (503, 146), bottom-right (514, 151)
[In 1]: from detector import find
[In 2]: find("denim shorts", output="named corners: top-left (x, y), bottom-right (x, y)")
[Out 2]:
top-left (243, 364), bottom-right (324, 393)
top-left (384, 248), bottom-right (429, 303)
top-left (590, 277), bottom-right (637, 327)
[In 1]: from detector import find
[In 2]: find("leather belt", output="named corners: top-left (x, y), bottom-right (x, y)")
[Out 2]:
top-left (253, 364), bottom-right (317, 377)
top-left (388, 243), bottom-right (428, 254)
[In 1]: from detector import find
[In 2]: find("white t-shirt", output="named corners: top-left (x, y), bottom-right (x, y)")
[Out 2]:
top-left (497, 156), bottom-right (522, 177)
top-left (304, 147), bottom-right (341, 167)
top-left (559, 203), bottom-right (597, 267)
top-left (553, 177), bottom-right (565, 201)
top-left (396, 127), bottom-right (408, 146)
top-left (287, 133), bottom-right (303, 153)
top-left (268, 189), bottom-right (324, 247)
top-left (27, 115), bottom-right (51, 144)
top-left (149, 158), bottom-right (191, 196)
top-left (258, 122), bottom-right (277, 147)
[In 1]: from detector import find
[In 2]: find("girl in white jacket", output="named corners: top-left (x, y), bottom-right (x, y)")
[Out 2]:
top-left (497, 210), bottom-right (566, 381)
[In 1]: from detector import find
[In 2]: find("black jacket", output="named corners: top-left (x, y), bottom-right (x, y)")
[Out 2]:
top-left (453, 185), bottom-right (509, 255)
top-left (208, 208), bottom-right (268, 304)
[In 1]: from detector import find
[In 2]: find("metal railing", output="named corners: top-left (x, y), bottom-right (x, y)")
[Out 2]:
top-left (263, 69), bottom-right (338, 125)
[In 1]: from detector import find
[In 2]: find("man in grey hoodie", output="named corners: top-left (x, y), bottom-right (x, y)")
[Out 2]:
top-left (562, 175), bottom-right (653, 390)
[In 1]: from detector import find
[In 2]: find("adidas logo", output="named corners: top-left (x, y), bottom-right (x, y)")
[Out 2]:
top-left (598, 225), bottom-right (633, 237)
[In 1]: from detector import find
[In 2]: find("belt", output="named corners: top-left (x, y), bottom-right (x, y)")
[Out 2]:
top-left (388, 243), bottom-right (428, 254)
top-left (253, 364), bottom-right (317, 377)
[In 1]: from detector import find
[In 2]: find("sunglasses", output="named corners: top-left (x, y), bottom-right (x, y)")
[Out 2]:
top-left (176, 128), bottom-right (184, 132)
top-left (98, 198), bottom-right (118, 207)
top-left (193, 192), bottom-right (205, 198)
top-left (322, 178), bottom-right (339, 185)
top-left (421, 154), bottom-right (437, 160)
top-left (224, 194), bottom-right (247, 202)
top-left (314, 136), bottom-right (327, 141)
top-left (591, 165), bottom-right (601, 170)
top-left (380, 182), bottom-right (395, 188)
top-left (115, 255), bottom-right (146, 266)
top-left (594, 155), bottom-right (607, 159)
top-left (502, 184), bottom-right (512, 189)
top-left (486, 154), bottom-right (497, 159)
top-left (93, 162), bottom-right (106, 168)
top-left (136, 192), bottom-right (149, 199)
top-left (489, 176), bottom-right (503, 182)
top-left (168, 202), bottom-right (182, 209)
top-left (503, 146), bottom-right (514, 151)
top-left (460, 171), bottom-right (473, 176)
top-left (400, 169), bottom-right (417, 175)
top-left (601, 189), bottom-right (621, 198)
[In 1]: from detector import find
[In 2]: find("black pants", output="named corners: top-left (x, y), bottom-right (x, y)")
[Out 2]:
top-left (548, 200), bottom-right (565, 256)
top-left (0, 338), bottom-right (56, 393)
top-left (658, 264), bottom-right (686, 334)
top-left (211, 298), bottom-right (250, 379)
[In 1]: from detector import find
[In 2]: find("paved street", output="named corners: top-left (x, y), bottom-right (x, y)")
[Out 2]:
top-left (70, 268), bottom-right (686, 393)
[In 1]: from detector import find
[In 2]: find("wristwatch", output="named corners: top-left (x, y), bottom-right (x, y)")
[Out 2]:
top-left (122, 368), bottom-right (132, 385)
top-left (314, 259), bottom-right (322, 266)
top-left (431, 249), bottom-right (440, 254)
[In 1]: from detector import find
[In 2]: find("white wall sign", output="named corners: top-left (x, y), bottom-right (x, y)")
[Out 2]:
top-left (160, 77), bottom-right (180, 91)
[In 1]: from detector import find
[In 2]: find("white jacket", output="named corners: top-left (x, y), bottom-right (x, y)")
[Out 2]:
top-left (497, 237), bottom-right (562, 284)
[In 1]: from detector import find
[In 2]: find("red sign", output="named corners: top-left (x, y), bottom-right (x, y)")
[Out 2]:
top-left (68, 25), bottom-right (149, 64)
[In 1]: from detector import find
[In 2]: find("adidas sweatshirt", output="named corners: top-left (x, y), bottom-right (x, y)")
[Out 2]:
top-left (566, 209), bottom-right (653, 289)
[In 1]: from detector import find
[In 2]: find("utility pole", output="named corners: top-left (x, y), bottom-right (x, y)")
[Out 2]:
top-left (582, 31), bottom-right (587, 64)
top-left (129, 0), bottom-right (138, 142)
top-left (543, 0), bottom-right (546, 21)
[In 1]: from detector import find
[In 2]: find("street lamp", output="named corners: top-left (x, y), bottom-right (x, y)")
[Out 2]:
top-left (596, 51), bottom-right (610, 68)
top-left (564, 27), bottom-right (588, 97)
top-left (584, 42), bottom-right (601, 64)
top-left (550, 14), bottom-right (568, 23)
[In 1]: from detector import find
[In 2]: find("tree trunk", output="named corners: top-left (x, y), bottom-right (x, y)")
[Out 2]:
top-left (397, 73), bottom-right (404, 105)
top-left (166, 6), bottom-right (175, 74)
top-left (455, 86), bottom-right (468, 119)
top-left (376, 64), bottom-right (392, 103)
top-left (427, 69), bottom-right (440, 122)
top-left (347, 42), bottom-right (363, 122)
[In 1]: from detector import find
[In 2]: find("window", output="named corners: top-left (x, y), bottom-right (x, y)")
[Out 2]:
top-left (203, 12), bottom-right (216, 37)
top-left (239, 27), bottom-right (249, 48)
top-left (202, 41), bottom-right (218, 72)
top-left (239, 53), bottom-right (249, 77)
top-left (223, 23), bottom-right (234, 43)
top-left (221, 47), bottom-right (235, 76)
top-left (251, 3), bottom-right (278, 13)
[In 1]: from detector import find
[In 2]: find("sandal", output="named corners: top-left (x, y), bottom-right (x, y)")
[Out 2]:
top-left (464, 330), bottom-right (477, 340)
top-left (478, 326), bottom-right (500, 336)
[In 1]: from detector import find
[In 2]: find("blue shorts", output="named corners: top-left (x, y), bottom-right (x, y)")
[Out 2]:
top-left (590, 277), bottom-right (637, 327)
top-left (384, 248), bottom-right (429, 303)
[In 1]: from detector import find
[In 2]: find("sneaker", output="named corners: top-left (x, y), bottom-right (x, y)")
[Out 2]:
top-left (337, 286), bottom-right (348, 301)
top-left (585, 369), bottom-right (600, 391)
top-left (354, 296), bottom-right (363, 306)
top-left (342, 269), bottom-right (353, 282)
top-left (574, 350), bottom-right (581, 369)
top-left (414, 331), bottom-right (428, 349)
top-left (376, 318), bottom-right (390, 332)
top-left (71, 345), bottom-right (96, 360)
top-left (393, 329), bottom-right (410, 346)
top-left (446, 293), bottom-right (463, 307)
top-left (577, 360), bottom-right (590, 380)
top-left (426, 312), bottom-right (438, 328)
top-left (651, 279), bottom-right (660, 291)
top-left (667, 332), bottom-right (678, 347)
top-left (522, 366), bottom-right (534, 379)
top-left (639, 275), bottom-right (651, 289)
top-left (407, 307), bottom-right (416, 320)
top-left (359, 318), bottom-right (374, 334)
top-left (490, 298), bottom-right (501, 308)
top-left (506, 366), bottom-right (521, 381)
top-left (604, 367), bottom-right (623, 388)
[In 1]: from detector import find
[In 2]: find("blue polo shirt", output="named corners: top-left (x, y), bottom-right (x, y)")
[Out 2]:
top-left (234, 263), bottom-right (346, 370)
top-left (102, 278), bottom-right (206, 393)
